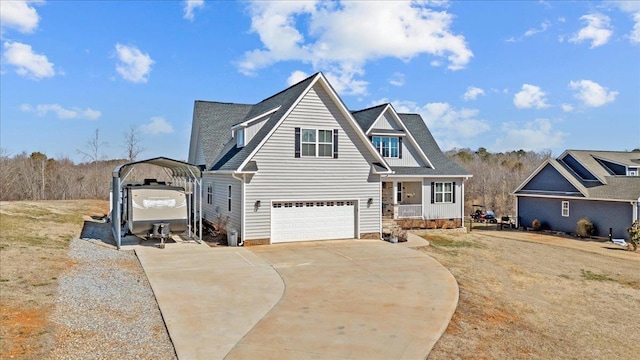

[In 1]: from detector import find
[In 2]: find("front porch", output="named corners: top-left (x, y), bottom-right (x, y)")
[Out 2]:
top-left (382, 181), bottom-right (423, 219)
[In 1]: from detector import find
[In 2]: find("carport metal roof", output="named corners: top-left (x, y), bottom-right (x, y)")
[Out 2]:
top-left (113, 156), bottom-right (202, 179)
top-left (111, 157), bottom-right (202, 249)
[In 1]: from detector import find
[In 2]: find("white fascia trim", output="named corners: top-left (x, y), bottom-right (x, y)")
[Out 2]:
top-left (514, 193), bottom-right (633, 203)
top-left (513, 159), bottom-right (587, 197)
top-left (560, 150), bottom-right (606, 183)
top-left (236, 73), bottom-right (392, 173)
top-left (371, 165), bottom-right (393, 175)
top-left (369, 131), bottom-right (407, 137)
top-left (385, 174), bottom-right (471, 179)
top-left (376, 105), bottom-right (434, 169)
top-left (230, 106), bottom-right (281, 130)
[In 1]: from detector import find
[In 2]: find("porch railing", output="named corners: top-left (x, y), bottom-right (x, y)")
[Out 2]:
top-left (397, 204), bottom-right (422, 218)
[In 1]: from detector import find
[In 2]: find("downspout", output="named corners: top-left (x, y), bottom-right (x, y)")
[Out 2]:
top-left (231, 172), bottom-right (245, 246)
top-left (380, 175), bottom-right (389, 240)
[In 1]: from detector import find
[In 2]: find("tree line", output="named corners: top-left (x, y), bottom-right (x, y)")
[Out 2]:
top-left (2, 142), bottom-right (551, 219)
top-left (446, 148), bottom-right (551, 217)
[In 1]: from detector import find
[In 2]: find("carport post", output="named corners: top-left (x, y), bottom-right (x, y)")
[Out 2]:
top-left (111, 175), bottom-right (121, 249)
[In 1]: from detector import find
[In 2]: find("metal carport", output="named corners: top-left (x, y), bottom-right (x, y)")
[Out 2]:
top-left (111, 157), bottom-right (202, 249)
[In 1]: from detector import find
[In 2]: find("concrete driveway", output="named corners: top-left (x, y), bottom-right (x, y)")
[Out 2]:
top-left (136, 238), bottom-right (458, 360)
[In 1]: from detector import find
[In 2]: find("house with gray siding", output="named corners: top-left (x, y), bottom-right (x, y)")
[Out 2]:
top-left (514, 150), bottom-right (640, 239)
top-left (188, 72), bottom-right (471, 245)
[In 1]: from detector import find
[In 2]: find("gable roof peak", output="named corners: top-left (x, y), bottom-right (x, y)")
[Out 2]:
top-left (255, 72), bottom-right (322, 105)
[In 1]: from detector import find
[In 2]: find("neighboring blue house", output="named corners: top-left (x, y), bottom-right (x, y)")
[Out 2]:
top-left (514, 150), bottom-right (640, 239)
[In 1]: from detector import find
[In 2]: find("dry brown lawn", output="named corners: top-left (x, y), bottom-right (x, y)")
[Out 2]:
top-left (0, 200), bottom-right (109, 359)
top-left (419, 229), bottom-right (640, 360)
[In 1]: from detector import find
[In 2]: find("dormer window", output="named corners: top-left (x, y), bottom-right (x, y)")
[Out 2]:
top-left (629, 167), bottom-right (638, 176)
top-left (372, 136), bottom-right (399, 158)
top-left (236, 129), bottom-right (245, 148)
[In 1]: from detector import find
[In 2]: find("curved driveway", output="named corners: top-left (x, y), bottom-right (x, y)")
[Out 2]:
top-left (137, 238), bottom-right (458, 360)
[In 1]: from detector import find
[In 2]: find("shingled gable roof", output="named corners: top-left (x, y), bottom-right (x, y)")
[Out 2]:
top-left (198, 72), bottom-right (392, 173)
top-left (188, 101), bottom-right (252, 169)
top-left (350, 104), bottom-right (387, 132)
top-left (351, 105), bottom-right (471, 177)
top-left (514, 150), bottom-right (640, 202)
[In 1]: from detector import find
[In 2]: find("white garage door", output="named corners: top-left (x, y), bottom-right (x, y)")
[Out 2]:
top-left (271, 200), bottom-right (356, 243)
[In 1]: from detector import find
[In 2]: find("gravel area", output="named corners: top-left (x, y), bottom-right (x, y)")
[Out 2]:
top-left (49, 235), bottom-right (176, 359)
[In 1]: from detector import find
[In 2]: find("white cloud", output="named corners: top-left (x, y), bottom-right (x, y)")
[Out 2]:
top-left (463, 86), bottom-right (485, 101)
top-left (569, 13), bottom-right (612, 48)
top-left (3, 41), bottom-right (54, 79)
top-left (183, 0), bottom-right (204, 21)
top-left (524, 20), bottom-right (551, 37)
top-left (114, 43), bottom-right (154, 83)
top-left (140, 116), bottom-right (174, 135)
top-left (389, 72), bottom-right (405, 87)
top-left (239, 1), bottom-right (472, 95)
top-left (608, 2), bottom-right (640, 43)
top-left (494, 119), bottom-right (565, 152)
top-left (631, 12), bottom-right (640, 43)
top-left (568, 79), bottom-right (618, 107)
top-left (0, 0), bottom-right (40, 34)
top-left (513, 84), bottom-right (549, 109)
top-left (287, 70), bottom-right (309, 86)
top-left (561, 103), bottom-right (574, 112)
top-left (21, 103), bottom-right (101, 120)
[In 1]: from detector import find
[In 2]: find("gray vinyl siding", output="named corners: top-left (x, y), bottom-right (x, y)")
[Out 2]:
top-left (371, 110), bottom-right (423, 167)
top-left (423, 178), bottom-right (463, 219)
top-left (245, 118), bottom-right (268, 144)
top-left (517, 196), bottom-right (633, 239)
top-left (201, 173), bottom-right (242, 236)
top-left (384, 140), bottom-right (423, 167)
top-left (372, 111), bottom-right (402, 131)
top-left (244, 83), bottom-right (381, 240)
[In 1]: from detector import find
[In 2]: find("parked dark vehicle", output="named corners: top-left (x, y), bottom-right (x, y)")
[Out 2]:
top-left (471, 204), bottom-right (497, 223)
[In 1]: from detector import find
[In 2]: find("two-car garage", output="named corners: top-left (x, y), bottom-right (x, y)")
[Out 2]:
top-left (271, 200), bottom-right (356, 243)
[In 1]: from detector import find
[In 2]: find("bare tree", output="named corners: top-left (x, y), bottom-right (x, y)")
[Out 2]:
top-left (77, 129), bottom-right (108, 199)
top-left (77, 128), bottom-right (107, 163)
top-left (123, 125), bottom-right (144, 162)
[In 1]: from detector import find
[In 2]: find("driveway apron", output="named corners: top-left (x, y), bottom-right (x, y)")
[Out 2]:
top-left (135, 243), bottom-right (284, 360)
top-left (227, 240), bottom-right (458, 360)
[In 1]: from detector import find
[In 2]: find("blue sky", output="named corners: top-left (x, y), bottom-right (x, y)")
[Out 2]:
top-left (1, 0), bottom-right (639, 163)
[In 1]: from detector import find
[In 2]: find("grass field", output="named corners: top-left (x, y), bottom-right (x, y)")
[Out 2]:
top-left (420, 230), bottom-right (640, 360)
top-left (0, 200), bottom-right (109, 359)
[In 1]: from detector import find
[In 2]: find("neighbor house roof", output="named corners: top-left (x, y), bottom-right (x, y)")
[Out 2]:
top-left (515, 150), bottom-right (640, 201)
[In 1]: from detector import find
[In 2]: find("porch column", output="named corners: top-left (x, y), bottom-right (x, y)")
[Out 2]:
top-left (393, 181), bottom-right (398, 220)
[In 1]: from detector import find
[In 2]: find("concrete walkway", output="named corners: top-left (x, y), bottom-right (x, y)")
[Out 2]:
top-left (137, 239), bottom-right (458, 360)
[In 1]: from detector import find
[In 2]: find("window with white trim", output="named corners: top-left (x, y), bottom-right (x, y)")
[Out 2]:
top-left (301, 129), bottom-right (316, 156)
top-left (396, 182), bottom-right (403, 202)
top-left (301, 129), bottom-right (333, 157)
top-left (372, 136), bottom-right (399, 158)
top-left (434, 182), bottom-right (453, 203)
top-left (207, 184), bottom-right (213, 204)
top-left (562, 201), bottom-right (569, 217)
top-left (227, 185), bottom-right (232, 212)
top-left (318, 130), bottom-right (333, 157)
